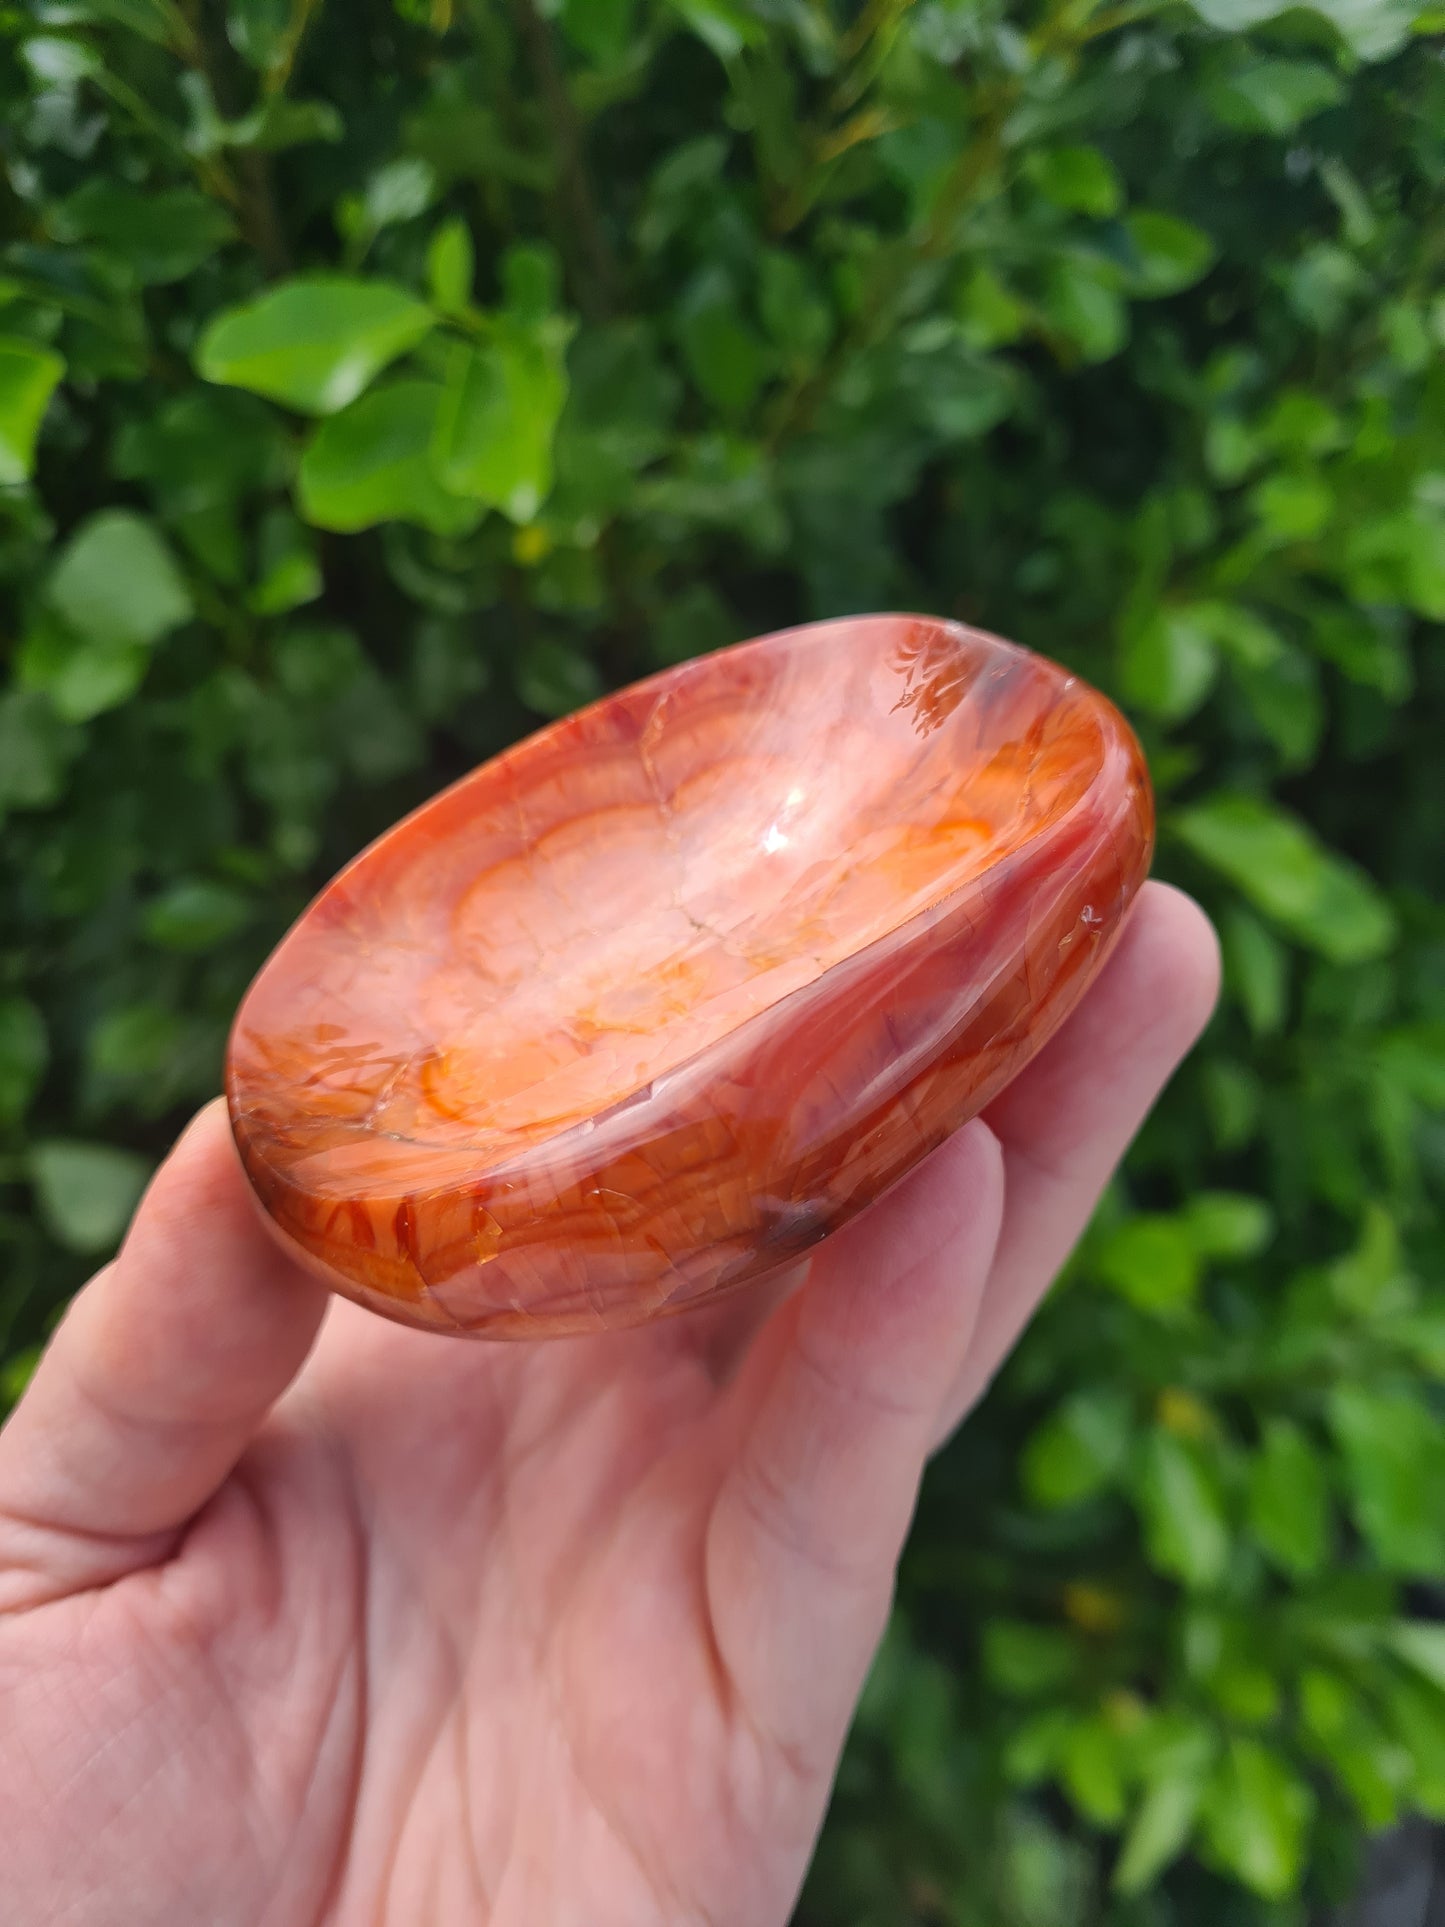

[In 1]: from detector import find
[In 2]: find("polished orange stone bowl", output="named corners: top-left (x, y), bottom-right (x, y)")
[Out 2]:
top-left (226, 615), bottom-right (1153, 1337)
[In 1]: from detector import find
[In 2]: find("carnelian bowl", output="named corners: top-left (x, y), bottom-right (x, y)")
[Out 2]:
top-left (226, 615), bottom-right (1153, 1337)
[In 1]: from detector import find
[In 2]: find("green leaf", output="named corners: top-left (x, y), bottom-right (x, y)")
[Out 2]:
top-left (1199, 1739), bottom-right (1313, 1900)
top-left (1260, 388), bottom-right (1343, 455)
top-left (249, 509), bottom-right (322, 616)
top-left (0, 338), bottom-right (65, 485)
top-left (142, 879), bottom-right (252, 952)
top-left (1026, 145), bottom-right (1122, 217)
top-left (1342, 509), bottom-right (1445, 620)
top-left (1004, 1707), bottom-right (1075, 1786)
top-left (1248, 1419), bottom-right (1330, 1576)
top-left (1096, 1215), bottom-right (1200, 1316)
top-left (339, 157), bottom-right (438, 251)
top-left (29, 1140), bottom-right (152, 1256)
top-left (246, 95), bottom-right (345, 150)
top-left (1124, 213), bottom-right (1216, 298)
top-left (1378, 1024), bottom-right (1445, 1108)
top-left (758, 251), bottom-right (833, 360)
top-left (42, 0), bottom-right (182, 44)
top-left (982, 1620), bottom-right (1080, 1696)
top-left (1184, 1189), bottom-right (1275, 1260)
top-left (554, 324), bottom-right (680, 514)
top-left (1203, 415), bottom-right (1260, 483)
top-left (0, 996), bottom-right (48, 1127)
top-left (1023, 1391), bottom-right (1135, 1509)
top-left (1114, 1730), bottom-right (1214, 1895)
top-left (334, 670), bottom-right (425, 783)
top-left (432, 327), bottom-right (569, 521)
top-left (298, 381), bottom-right (482, 535)
top-left (1330, 1387), bottom-right (1445, 1575)
top-left (1299, 1669), bottom-right (1408, 1829)
top-left (227, 0), bottom-right (290, 67)
top-left (1311, 608), bottom-right (1412, 702)
top-left (427, 217), bottom-right (476, 317)
top-left (502, 245), bottom-right (562, 324)
top-left (1204, 1059), bottom-right (1263, 1151)
top-left (666, 0), bottom-right (764, 59)
top-left (677, 273), bottom-right (771, 415)
top-left (898, 334), bottom-right (1012, 442)
top-left (1221, 906), bottom-right (1289, 1036)
top-left (0, 691), bottom-right (76, 818)
top-left (1136, 1431), bottom-right (1230, 1589)
top-left (1248, 470), bottom-right (1332, 542)
top-left (1379, 1669), bottom-right (1445, 1817)
top-left (1186, 0), bottom-right (1416, 56)
top-left (513, 636), bottom-right (603, 718)
top-left (1329, 1205), bottom-right (1407, 1315)
top-left (561, 0), bottom-right (637, 62)
top-left (1204, 59), bottom-right (1345, 135)
top-left (183, 74), bottom-right (344, 154)
top-left (1119, 606), bottom-right (1219, 722)
top-left (88, 1003), bottom-right (188, 1084)
top-left (1294, 0), bottom-right (1419, 56)
top-left (54, 181), bottom-right (236, 285)
top-left (1405, 516), bottom-right (1445, 621)
top-left (957, 264), bottom-right (1029, 349)
top-left (1383, 300), bottom-right (1433, 373)
top-left (21, 34), bottom-right (103, 83)
top-left (1390, 1624), bottom-right (1445, 1695)
top-left (196, 277), bottom-right (435, 415)
top-left (1231, 641), bottom-right (1324, 769)
top-left (1286, 242), bottom-right (1367, 332)
top-left (1045, 256), bottom-right (1128, 362)
top-left (1, 1348), bottom-right (41, 1409)
top-left (997, 1810), bottom-right (1093, 1923)
top-left (1204, 1650), bottom-right (1282, 1726)
top-left (1184, 599), bottom-right (1282, 670)
top-left (410, 616), bottom-right (491, 720)
top-left (113, 389), bottom-right (286, 512)
top-left (1061, 1714), bottom-right (1128, 1826)
top-left (1175, 793), bottom-right (1396, 964)
top-left (45, 510), bottom-right (192, 653)
top-left (16, 613), bottom-right (152, 724)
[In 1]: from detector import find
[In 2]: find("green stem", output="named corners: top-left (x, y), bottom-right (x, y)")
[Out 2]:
top-left (510, 0), bottom-right (617, 319)
top-left (177, 0), bottom-right (291, 275)
top-left (264, 0), bottom-right (323, 97)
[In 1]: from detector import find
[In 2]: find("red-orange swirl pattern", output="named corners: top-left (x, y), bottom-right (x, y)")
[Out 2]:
top-left (226, 615), bottom-right (1154, 1337)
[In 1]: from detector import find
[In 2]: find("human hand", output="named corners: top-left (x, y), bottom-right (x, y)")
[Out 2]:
top-left (0, 881), bottom-right (1217, 1927)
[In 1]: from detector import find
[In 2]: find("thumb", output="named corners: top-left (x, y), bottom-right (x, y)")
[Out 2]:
top-left (0, 1100), bottom-right (327, 1609)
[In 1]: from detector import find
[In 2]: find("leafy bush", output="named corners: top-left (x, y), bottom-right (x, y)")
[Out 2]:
top-left (1, 0), bottom-right (1442, 1918)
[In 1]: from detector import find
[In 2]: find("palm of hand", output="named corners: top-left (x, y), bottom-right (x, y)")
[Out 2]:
top-left (0, 885), bottom-right (1216, 1927)
top-left (8, 1273), bottom-right (903, 1927)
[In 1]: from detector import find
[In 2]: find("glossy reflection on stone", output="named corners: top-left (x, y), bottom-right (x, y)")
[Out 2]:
top-left (226, 615), bottom-right (1154, 1337)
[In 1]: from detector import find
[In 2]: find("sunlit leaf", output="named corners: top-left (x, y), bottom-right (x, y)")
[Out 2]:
top-left (1199, 1740), bottom-right (1313, 1899)
top-left (1115, 1729), bottom-right (1214, 1894)
top-left (197, 278), bottom-right (435, 415)
top-left (1176, 793), bottom-right (1396, 963)
top-left (1330, 1387), bottom-right (1445, 1575)
top-left (1023, 1391), bottom-right (1135, 1509)
top-left (1248, 1420), bottom-right (1330, 1576)
top-left (0, 338), bottom-right (65, 484)
top-left (433, 326), bottom-right (569, 521)
top-left (30, 1140), bottom-right (152, 1255)
top-left (1136, 1431), bottom-right (1231, 1588)
top-left (298, 381), bottom-right (482, 534)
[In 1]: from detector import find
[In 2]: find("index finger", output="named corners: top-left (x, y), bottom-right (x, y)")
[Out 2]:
top-left (934, 879), bottom-right (1220, 1440)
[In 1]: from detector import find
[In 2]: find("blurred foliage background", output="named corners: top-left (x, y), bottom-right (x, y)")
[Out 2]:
top-left (1, 0), bottom-right (1443, 1919)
